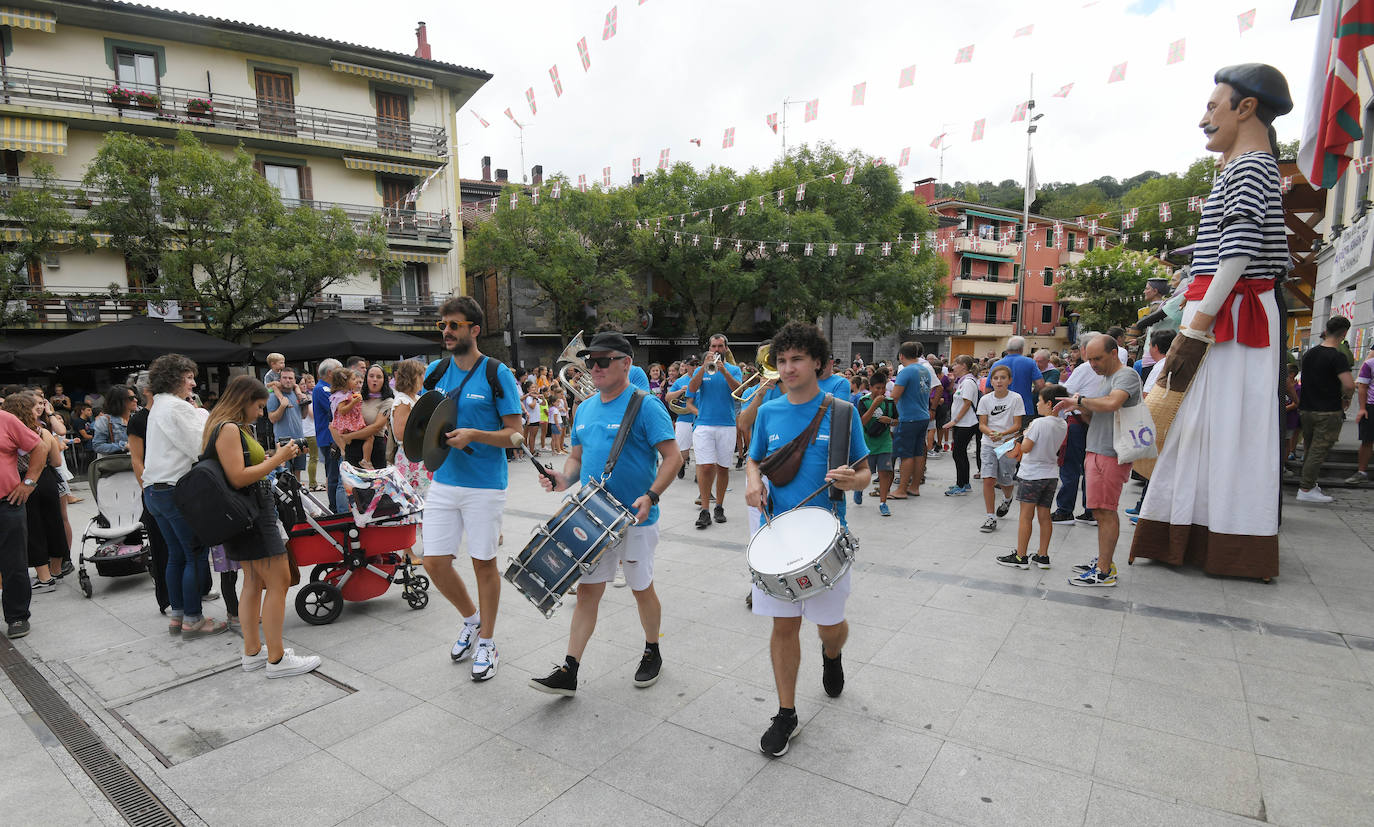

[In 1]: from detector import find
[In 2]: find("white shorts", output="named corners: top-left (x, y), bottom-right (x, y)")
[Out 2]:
top-left (675, 421), bottom-right (695, 453)
top-left (751, 569), bottom-right (851, 626)
top-left (579, 522), bottom-right (659, 591)
top-left (693, 424), bottom-right (736, 467)
top-left (422, 483), bottom-right (506, 561)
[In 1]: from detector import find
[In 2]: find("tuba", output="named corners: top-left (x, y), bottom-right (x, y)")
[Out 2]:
top-left (732, 343), bottom-right (778, 401)
top-left (555, 331), bottom-right (597, 401)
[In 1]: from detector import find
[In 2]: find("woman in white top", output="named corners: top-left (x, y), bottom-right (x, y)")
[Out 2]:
top-left (945, 355), bottom-right (982, 496)
top-left (388, 360), bottom-right (430, 565)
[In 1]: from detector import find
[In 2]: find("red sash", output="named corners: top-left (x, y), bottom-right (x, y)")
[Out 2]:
top-left (1183, 276), bottom-right (1275, 348)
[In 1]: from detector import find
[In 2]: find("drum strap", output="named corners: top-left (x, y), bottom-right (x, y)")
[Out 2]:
top-left (827, 397), bottom-right (854, 502)
top-left (602, 389), bottom-right (647, 479)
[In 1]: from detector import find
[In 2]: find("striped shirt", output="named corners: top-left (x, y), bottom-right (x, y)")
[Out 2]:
top-left (1189, 152), bottom-right (1289, 279)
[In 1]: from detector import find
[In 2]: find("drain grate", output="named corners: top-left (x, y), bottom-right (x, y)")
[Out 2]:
top-left (0, 636), bottom-right (181, 827)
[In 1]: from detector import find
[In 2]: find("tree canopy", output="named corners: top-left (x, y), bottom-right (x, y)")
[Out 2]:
top-left (1053, 246), bottom-right (1171, 331)
top-left (0, 163), bottom-right (88, 328)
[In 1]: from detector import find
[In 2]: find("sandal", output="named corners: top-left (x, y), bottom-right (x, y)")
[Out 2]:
top-left (181, 617), bottom-right (229, 639)
top-left (888, 494), bottom-right (909, 500)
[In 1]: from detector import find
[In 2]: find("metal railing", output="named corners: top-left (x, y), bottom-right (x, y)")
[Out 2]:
top-left (909, 309), bottom-right (970, 335)
top-left (0, 65), bottom-right (447, 155)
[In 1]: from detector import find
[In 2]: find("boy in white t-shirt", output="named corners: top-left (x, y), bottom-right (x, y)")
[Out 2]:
top-left (997, 385), bottom-right (1070, 569)
top-left (976, 365), bottom-right (1024, 533)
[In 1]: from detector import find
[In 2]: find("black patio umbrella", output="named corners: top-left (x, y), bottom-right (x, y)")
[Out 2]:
top-left (0, 344), bottom-right (15, 366)
top-left (253, 317), bottom-right (439, 362)
top-left (13, 316), bottom-right (251, 370)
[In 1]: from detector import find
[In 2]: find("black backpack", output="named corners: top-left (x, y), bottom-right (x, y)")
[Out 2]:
top-left (424, 355), bottom-right (507, 426)
top-left (172, 423), bottom-right (259, 546)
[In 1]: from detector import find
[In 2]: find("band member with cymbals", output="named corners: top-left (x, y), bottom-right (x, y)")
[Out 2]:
top-left (422, 296), bottom-right (523, 682)
top-left (746, 322), bottom-right (869, 757)
top-left (530, 331), bottom-right (682, 696)
top-left (687, 335), bottom-right (743, 529)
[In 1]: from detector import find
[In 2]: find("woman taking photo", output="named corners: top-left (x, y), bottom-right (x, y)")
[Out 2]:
top-left (2, 393), bottom-right (64, 592)
top-left (204, 376), bottom-right (318, 678)
top-left (92, 385), bottom-right (137, 454)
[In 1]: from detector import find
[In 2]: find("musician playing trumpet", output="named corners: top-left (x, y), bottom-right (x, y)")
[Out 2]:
top-left (687, 335), bottom-right (743, 529)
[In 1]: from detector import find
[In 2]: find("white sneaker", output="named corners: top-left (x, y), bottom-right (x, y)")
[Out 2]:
top-left (613, 568), bottom-right (628, 588)
top-left (472, 642), bottom-right (499, 682)
top-left (266, 649), bottom-right (321, 678)
top-left (242, 648), bottom-right (268, 671)
top-left (451, 622), bottom-right (479, 662)
top-left (1296, 487), bottom-right (1334, 504)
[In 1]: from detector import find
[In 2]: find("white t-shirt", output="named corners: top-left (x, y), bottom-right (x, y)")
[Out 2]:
top-left (976, 391), bottom-right (1025, 444)
top-left (952, 375), bottom-right (980, 428)
top-left (391, 390), bottom-right (416, 434)
top-left (1060, 366), bottom-right (1105, 419)
top-left (522, 393), bottom-right (540, 425)
top-left (549, 401), bottom-right (565, 425)
top-left (1143, 364), bottom-right (1160, 395)
top-left (1018, 415), bottom-right (1067, 480)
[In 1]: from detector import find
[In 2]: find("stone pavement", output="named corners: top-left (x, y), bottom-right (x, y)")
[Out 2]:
top-left (3, 444), bottom-right (1374, 826)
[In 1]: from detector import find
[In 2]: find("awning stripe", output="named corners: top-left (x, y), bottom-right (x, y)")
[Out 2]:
top-left (342, 156), bottom-right (436, 177)
top-left (960, 251), bottom-right (1015, 263)
top-left (387, 250), bottom-right (447, 264)
top-left (964, 209), bottom-right (1021, 224)
top-left (0, 118), bottom-right (67, 154)
top-left (330, 60), bottom-right (433, 89)
top-left (0, 7), bottom-right (56, 32)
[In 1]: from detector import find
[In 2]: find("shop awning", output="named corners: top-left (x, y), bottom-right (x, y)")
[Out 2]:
top-left (0, 118), bottom-right (67, 154)
top-left (330, 60), bottom-right (433, 89)
top-left (342, 156), bottom-right (436, 177)
top-left (960, 251), bottom-right (1015, 263)
top-left (387, 250), bottom-right (447, 264)
top-left (0, 7), bottom-right (56, 32)
top-left (965, 209), bottom-right (1021, 224)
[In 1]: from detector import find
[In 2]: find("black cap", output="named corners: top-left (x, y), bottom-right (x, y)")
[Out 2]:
top-left (1214, 64), bottom-right (1293, 116)
top-left (576, 331), bottom-right (633, 358)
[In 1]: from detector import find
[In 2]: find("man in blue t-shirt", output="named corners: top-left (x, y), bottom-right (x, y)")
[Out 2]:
top-left (665, 363), bottom-right (696, 478)
top-left (992, 335), bottom-right (1044, 418)
top-left (420, 296), bottom-right (523, 683)
top-left (312, 357), bottom-right (343, 511)
top-left (530, 331), bottom-right (682, 698)
top-left (889, 341), bottom-right (936, 497)
top-left (746, 322), bottom-right (869, 758)
top-left (687, 334), bottom-right (744, 529)
top-left (266, 366), bottom-right (307, 481)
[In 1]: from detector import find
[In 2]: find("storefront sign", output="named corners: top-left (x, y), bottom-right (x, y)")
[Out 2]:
top-left (1334, 214), bottom-right (1374, 286)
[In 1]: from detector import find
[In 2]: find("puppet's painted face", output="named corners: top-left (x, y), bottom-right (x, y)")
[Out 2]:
top-left (1200, 83), bottom-right (1244, 154)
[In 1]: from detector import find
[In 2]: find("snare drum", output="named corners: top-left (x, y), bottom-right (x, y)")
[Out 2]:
top-left (504, 479), bottom-right (635, 618)
top-left (747, 507), bottom-right (857, 603)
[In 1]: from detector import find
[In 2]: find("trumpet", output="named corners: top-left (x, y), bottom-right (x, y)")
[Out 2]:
top-left (555, 331), bottom-right (597, 401)
top-left (704, 346), bottom-right (736, 375)
top-left (731, 344), bottom-right (779, 401)
top-left (667, 394), bottom-right (690, 415)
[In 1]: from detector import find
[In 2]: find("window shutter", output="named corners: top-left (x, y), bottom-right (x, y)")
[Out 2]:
top-left (299, 166), bottom-right (313, 204)
top-left (417, 264), bottom-right (430, 300)
top-left (252, 160), bottom-right (265, 177)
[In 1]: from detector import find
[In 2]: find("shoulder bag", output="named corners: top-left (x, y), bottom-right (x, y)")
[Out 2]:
top-left (759, 394), bottom-right (833, 487)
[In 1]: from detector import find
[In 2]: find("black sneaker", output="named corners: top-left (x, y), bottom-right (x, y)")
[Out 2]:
top-left (634, 648), bottom-right (662, 688)
top-left (760, 712), bottom-right (799, 757)
top-left (979, 517), bottom-right (997, 533)
top-left (1072, 558), bottom-right (1098, 573)
top-left (713, 505), bottom-right (727, 524)
top-left (745, 591), bottom-right (753, 609)
top-left (1075, 511), bottom-right (1098, 526)
top-left (1031, 555), bottom-right (1051, 569)
top-left (57, 561), bottom-right (74, 579)
top-left (821, 647), bottom-right (844, 698)
top-left (1050, 510), bottom-right (1076, 525)
top-left (995, 552), bottom-right (1028, 569)
top-left (996, 498), bottom-right (1012, 518)
top-left (696, 509), bottom-right (712, 529)
top-left (6, 620), bottom-right (30, 639)
top-left (529, 664), bottom-right (577, 696)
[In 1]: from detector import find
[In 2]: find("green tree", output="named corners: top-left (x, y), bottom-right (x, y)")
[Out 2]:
top-left (0, 163), bottom-right (85, 328)
top-left (1054, 246), bottom-right (1170, 331)
top-left (1119, 157), bottom-right (1213, 255)
top-left (83, 131), bottom-right (396, 343)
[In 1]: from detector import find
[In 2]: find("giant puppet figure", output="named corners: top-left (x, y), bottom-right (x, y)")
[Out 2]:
top-left (1129, 64), bottom-right (1292, 580)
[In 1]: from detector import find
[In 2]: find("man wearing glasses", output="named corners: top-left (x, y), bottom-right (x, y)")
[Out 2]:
top-left (422, 297), bottom-right (524, 682)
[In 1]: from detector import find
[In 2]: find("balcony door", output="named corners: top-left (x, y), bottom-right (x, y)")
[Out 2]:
top-left (255, 69), bottom-right (296, 136)
top-left (385, 263), bottom-right (429, 305)
top-left (375, 91), bottom-right (412, 151)
top-left (115, 49), bottom-right (158, 94)
top-left (983, 301), bottom-right (998, 325)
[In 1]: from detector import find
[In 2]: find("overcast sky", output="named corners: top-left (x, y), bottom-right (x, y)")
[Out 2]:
top-left (158, 0), bottom-right (1315, 188)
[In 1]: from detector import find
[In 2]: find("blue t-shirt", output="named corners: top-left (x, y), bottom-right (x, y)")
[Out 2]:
top-left (668, 374), bottom-right (695, 425)
top-left (749, 390), bottom-right (868, 523)
top-left (571, 386), bottom-right (676, 525)
top-left (312, 382), bottom-right (334, 448)
top-left (423, 356), bottom-right (522, 490)
top-left (894, 362), bottom-right (933, 421)
top-left (629, 364), bottom-right (650, 391)
top-left (267, 390), bottom-right (304, 439)
top-left (688, 363), bottom-right (743, 427)
top-left (992, 354), bottom-right (1043, 415)
top-left (820, 374), bottom-right (851, 399)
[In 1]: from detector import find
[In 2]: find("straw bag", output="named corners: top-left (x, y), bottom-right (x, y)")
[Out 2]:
top-left (1132, 335), bottom-right (1209, 478)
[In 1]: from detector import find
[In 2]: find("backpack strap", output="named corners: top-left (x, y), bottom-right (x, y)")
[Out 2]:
top-left (602, 390), bottom-right (647, 479)
top-left (827, 396), bottom-right (853, 502)
top-left (422, 356), bottom-right (451, 391)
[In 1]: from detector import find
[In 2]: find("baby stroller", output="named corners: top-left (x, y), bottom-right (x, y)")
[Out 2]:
top-left (76, 454), bottom-right (152, 598)
top-left (274, 463), bottom-right (430, 625)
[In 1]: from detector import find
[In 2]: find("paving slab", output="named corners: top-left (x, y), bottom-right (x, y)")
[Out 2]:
top-left (908, 742), bottom-right (1092, 827)
top-left (708, 761), bottom-right (904, 826)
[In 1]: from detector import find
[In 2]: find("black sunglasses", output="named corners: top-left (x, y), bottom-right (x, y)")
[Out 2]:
top-left (585, 355), bottom-right (627, 369)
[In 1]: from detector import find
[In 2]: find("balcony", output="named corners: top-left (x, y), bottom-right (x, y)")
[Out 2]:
top-left (1059, 249), bottom-right (1086, 266)
top-left (955, 235), bottom-right (1022, 260)
top-left (0, 65), bottom-right (447, 156)
top-left (951, 277), bottom-right (1016, 298)
top-left (1, 176), bottom-right (451, 245)
top-left (908, 309), bottom-right (969, 335)
top-left (965, 321), bottom-right (1016, 338)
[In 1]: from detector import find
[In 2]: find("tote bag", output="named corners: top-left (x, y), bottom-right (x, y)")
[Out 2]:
top-left (1112, 402), bottom-right (1158, 464)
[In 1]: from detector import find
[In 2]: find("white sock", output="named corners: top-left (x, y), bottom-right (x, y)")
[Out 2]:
top-left (986, 513), bottom-right (995, 519)
top-left (463, 613), bottom-right (480, 627)
top-left (477, 637), bottom-right (494, 649)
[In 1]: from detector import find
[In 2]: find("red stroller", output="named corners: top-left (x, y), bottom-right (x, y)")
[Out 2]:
top-left (274, 464), bottom-right (430, 625)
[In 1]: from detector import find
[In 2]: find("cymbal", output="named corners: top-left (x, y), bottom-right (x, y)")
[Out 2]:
top-left (403, 390), bottom-right (445, 461)
top-left (422, 396), bottom-right (457, 472)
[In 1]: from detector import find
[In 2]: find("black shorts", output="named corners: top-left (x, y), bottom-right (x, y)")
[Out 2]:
top-left (1015, 476), bottom-right (1058, 507)
top-left (1361, 404), bottom-right (1374, 444)
top-left (934, 402), bottom-right (951, 428)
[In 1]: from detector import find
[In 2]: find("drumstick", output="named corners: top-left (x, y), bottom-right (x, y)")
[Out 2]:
top-left (512, 433), bottom-right (557, 483)
top-left (792, 458), bottom-right (869, 511)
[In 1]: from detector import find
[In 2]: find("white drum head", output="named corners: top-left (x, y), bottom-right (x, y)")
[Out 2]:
top-left (748, 507), bottom-right (842, 575)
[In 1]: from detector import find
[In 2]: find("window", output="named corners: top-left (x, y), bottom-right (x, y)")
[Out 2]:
top-left (978, 224), bottom-right (992, 239)
top-left (1087, 236), bottom-right (1097, 252)
top-left (255, 69), bottom-right (296, 135)
top-left (386, 263), bottom-right (430, 304)
top-left (958, 298), bottom-right (972, 316)
top-left (262, 164), bottom-right (301, 202)
top-left (987, 261), bottom-right (1000, 279)
top-left (376, 91), bottom-right (412, 151)
top-left (1012, 264), bottom-right (1020, 282)
top-left (1014, 225), bottom-right (1024, 244)
top-left (1067, 231), bottom-right (1077, 251)
top-left (983, 301), bottom-right (998, 324)
top-left (1, 151), bottom-right (18, 181)
top-left (115, 49), bottom-right (158, 93)
top-left (1041, 305), bottom-right (1053, 324)
top-left (1045, 227), bottom-right (1054, 246)
top-left (1042, 267), bottom-right (1053, 287)
top-left (1010, 303), bottom-right (1019, 324)
top-left (960, 257), bottom-right (972, 277)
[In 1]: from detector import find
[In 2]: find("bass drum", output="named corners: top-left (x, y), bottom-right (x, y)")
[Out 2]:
top-left (747, 506), bottom-right (856, 603)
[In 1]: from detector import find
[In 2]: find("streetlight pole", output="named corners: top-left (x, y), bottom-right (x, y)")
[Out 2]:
top-left (1014, 75), bottom-right (1041, 337)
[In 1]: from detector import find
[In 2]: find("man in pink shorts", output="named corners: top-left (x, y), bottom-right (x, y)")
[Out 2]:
top-left (1053, 334), bottom-right (1142, 587)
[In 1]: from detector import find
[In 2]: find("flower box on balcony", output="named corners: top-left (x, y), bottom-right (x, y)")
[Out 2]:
top-left (133, 91), bottom-right (160, 109)
top-left (186, 98), bottom-right (214, 117)
top-left (105, 86), bottom-right (133, 106)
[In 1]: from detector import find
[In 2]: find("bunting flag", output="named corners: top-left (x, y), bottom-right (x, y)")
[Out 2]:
top-left (795, 183), bottom-right (806, 201)
top-left (603, 166), bottom-right (612, 187)
top-left (804, 242), bottom-right (813, 256)
top-left (713, 237), bottom-right (721, 250)
top-left (930, 132), bottom-right (946, 149)
top-left (882, 242), bottom-right (892, 256)
top-left (632, 157), bottom-right (641, 176)
top-left (851, 82), bottom-right (867, 106)
top-left (525, 87), bottom-right (537, 115)
top-left (828, 243), bottom-right (839, 256)
top-left (1354, 156), bottom-right (1374, 174)
top-left (1107, 62), bottom-right (1127, 83)
top-left (1299, 0), bottom-right (1374, 188)
top-left (804, 98), bottom-right (819, 122)
top-left (1159, 203), bottom-right (1172, 221)
top-left (737, 200), bottom-right (746, 216)
top-left (471, 110), bottom-right (489, 128)
top-left (1237, 9), bottom-right (1256, 34)
top-left (1280, 175), bottom-right (1293, 193)
top-left (1053, 83), bottom-right (1074, 98)
top-left (510, 192), bottom-right (519, 209)
top-left (722, 127), bottom-right (735, 148)
top-left (658, 148), bottom-right (670, 169)
top-left (899, 65), bottom-right (916, 88)
top-left (603, 6), bottom-right (618, 39)
top-left (503, 107), bottom-right (522, 128)
top-left (1166, 38), bottom-right (1185, 65)
top-left (1188, 195), bottom-right (1203, 211)
top-left (842, 165), bottom-right (855, 184)
top-left (577, 37), bottom-right (591, 71)
top-left (549, 65), bottom-right (563, 97)
top-left (955, 44), bottom-right (974, 63)
top-left (1011, 101), bottom-right (1028, 122)
top-left (898, 146), bottom-right (911, 166)
top-left (776, 189), bottom-right (785, 206)
top-left (1014, 24), bottom-right (1034, 37)
top-left (854, 243), bottom-right (865, 255)
top-left (531, 190), bottom-right (540, 205)
top-left (971, 119), bottom-right (986, 141)
top-left (767, 112), bottom-right (779, 133)
top-left (779, 241), bottom-right (789, 252)
top-left (689, 138), bottom-right (701, 147)
top-left (552, 181), bottom-right (561, 199)
top-left (692, 234), bottom-right (700, 246)
top-left (577, 174), bottom-right (587, 192)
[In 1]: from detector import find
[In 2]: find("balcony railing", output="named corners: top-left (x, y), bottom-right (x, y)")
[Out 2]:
top-left (955, 235), bottom-right (1022, 259)
top-left (909, 309), bottom-right (969, 335)
top-left (0, 65), bottom-right (447, 156)
top-left (0, 176), bottom-right (451, 244)
top-left (951, 277), bottom-right (1016, 298)
top-left (1059, 249), bottom-right (1086, 266)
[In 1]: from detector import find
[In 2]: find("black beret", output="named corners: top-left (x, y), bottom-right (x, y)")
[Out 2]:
top-left (1214, 63), bottom-right (1293, 116)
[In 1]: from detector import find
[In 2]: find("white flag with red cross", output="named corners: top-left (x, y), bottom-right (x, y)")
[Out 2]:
top-left (805, 242), bottom-right (813, 256)
top-left (658, 148), bottom-right (670, 169)
top-left (955, 44), bottom-right (974, 63)
top-left (882, 242), bottom-right (892, 256)
top-left (549, 66), bottom-right (563, 97)
top-left (525, 88), bottom-right (537, 115)
top-left (603, 167), bottom-right (611, 187)
top-left (898, 147), bottom-right (911, 167)
top-left (471, 110), bottom-right (489, 128)
top-left (1167, 39), bottom-right (1185, 65)
top-left (1159, 203), bottom-right (1172, 221)
top-left (971, 119), bottom-right (986, 141)
top-left (854, 243), bottom-right (865, 255)
top-left (603, 6), bottom-right (618, 39)
top-left (843, 166), bottom-right (855, 184)
top-left (1107, 63), bottom-right (1127, 84)
top-left (899, 65), bottom-right (916, 88)
top-left (796, 183), bottom-right (806, 201)
top-left (804, 99), bottom-right (819, 122)
top-left (851, 82), bottom-right (867, 106)
top-left (1012, 101), bottom-right (1029, 122)
top-left (1237, 9), bottom-right (1255, 34)
top-left (1053, 83), bottom-right (1074, 98)
top-left (577, 37), bottom-right (591, 71)
top-left (779, 241), bottom-right (789, 252)
top-left (722, 127), bottom-right (735, 148)
top-left (828, 243), bottom-right (838, 256)
top-left (577, 175), bottom-right (587, 192)
top-left (766, 112), bottom-right (779, 133)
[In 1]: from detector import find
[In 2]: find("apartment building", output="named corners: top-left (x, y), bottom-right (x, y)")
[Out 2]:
top-left (0, 1), bottom-right (489, 344)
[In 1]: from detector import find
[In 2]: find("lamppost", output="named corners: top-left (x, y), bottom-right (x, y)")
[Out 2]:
top-left (1014, 77), bottom-right (1043, 336)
